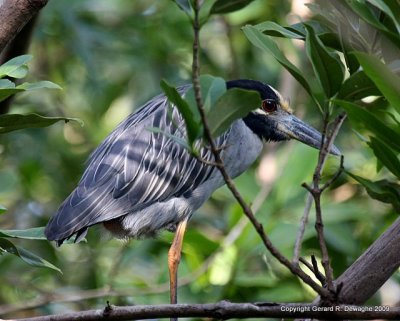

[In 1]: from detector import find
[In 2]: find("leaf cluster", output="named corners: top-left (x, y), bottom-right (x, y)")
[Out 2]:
top-left (241, 0), bottom-right (400, 212)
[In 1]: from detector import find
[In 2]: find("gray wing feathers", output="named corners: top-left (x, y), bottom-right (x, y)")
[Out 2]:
top-left (45, 86), bottom-right (227, 242)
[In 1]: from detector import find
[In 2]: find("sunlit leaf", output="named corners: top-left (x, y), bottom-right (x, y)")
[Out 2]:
top-left (0, 54), bottom-right (32, 79)
top-left (0, 79), bottom-right (15, 88)
top-left (17, 81), bottom-right (62, 91)
top-left (353, 52), bottom-right (400, 113)
top-left (347, 172), bottom-right (400, 212)
top-left (242, 25), bottom-right (317, 106)
top-left (210, 0), bottom-right (255, 14)
top-left (0, 80), bottom-right (61, 102)
top-left (0, 227), bottom-right (47, 240)
top-left (0, 238), bottom-right (61, 273)
top-left (368, 136), bottom-right (400, 179)
top-left (0, 113), bottom-right (84, 134)
top-left (255, 21), bottom-right (304, 39)
top-left (207, 88), bottom-right (261, 138)
top-left (0, 205), bottom-right (6, 215)
top-left (304, 24), bottom-right (344, 98)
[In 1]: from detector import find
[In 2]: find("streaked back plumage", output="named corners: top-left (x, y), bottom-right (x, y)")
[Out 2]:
top-left (45, 86), bottom-right (231, 244)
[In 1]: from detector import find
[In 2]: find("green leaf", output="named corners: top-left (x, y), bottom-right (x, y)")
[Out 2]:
top-left (368, 136), bottom-right (400, 179)
top-left (347, 172), bottom-right (400, 212)
top-left (337, 70), bottom-right (380, 100)
top-left (0, 227), bottom-right (47, 240)
top-left (254, 21), bottom-right (304, 39)
top-left (0, 238), bottom-right (61, 273)
top-left (0, 88), bottom-right (23, 102)
top-left (210, 0), bottom-right (255, 14)
top-left (0, 113), bottom-right (84, 134)
top-left (17, 81), bottom-right (62, 91)
top-left (353, 52), bottom-right (400, 113)
top-left (304, 24), bottom-right (344, 98)
top-left (346, 0), bottom-right (400, 48)
top-left (242, 25), bottom-right (316, 104)
top-left (160, 80), bottom-right (201, 146)
top-left (207, 88), bottom-right (261, 138)
top-left (0, 54), bottom-right (32, 79)
top-left (0, 79), bottom-right (16, 88)
top-left (185, 75), bottom-right (226, 113)
top-left (0, 79), bottom-right (61, 102)
top-left (334, 99), bottom-right (400, 153)
top-left (173, 0), bottom-right (193, 16)
top-left (0, 205), bottom-right (6, 215)
top-left (367, 0), bottom-right (400, 34)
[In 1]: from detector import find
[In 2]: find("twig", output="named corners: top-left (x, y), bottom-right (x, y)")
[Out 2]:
top-left (293, 193), bottom-right (313, 265)
top-left (293, 115), bottom-right (346, 266)
top-left (7, 302), bottom-right (400, 321)
top-left (190, 0), bottom-right (329, 299)
top-left (302, 112), bottom-right (347, 299)
top-left (299, 256), bottom-right (326, 287)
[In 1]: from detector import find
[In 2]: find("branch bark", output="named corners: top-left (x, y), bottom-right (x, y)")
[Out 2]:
top-left (0, 0), bottom-right (48, 53)
top-left (335, 216), bottom-right (400, 304)
top-left (7, 302), bottom-right (400, 321)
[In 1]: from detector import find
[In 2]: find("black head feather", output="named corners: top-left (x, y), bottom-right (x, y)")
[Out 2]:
top-left (226, 79), bottom-right (288, 142)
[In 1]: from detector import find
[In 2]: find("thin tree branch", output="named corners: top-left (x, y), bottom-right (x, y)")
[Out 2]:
top-left (300, 256), bottom-right (326, 287)
top-left (293, 114), bottom-right (346, 269)
top-left (7, 302), bottom-right (400, 321)
top-left (293, 193), bottom-right (313, 264)
top-left (190, 0), bottom-right (330, 300)
top-left (299, 112), bottom-right (346, 300)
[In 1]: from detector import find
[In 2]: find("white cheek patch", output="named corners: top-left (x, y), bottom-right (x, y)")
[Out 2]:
top-left (254, 108), bottom-right (267, 115)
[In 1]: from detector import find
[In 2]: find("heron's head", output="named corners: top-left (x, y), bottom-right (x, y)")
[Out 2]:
top-left (227, 79), bottom-right (340, 156)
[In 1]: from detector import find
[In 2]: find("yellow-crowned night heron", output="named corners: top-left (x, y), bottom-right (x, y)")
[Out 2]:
top-left (45, 79), bottom-right (339, 304)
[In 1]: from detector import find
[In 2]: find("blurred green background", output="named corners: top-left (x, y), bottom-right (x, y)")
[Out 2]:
top-left (0, 0), bottom-right (398, 319)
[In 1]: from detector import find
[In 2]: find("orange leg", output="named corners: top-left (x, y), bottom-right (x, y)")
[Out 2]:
top-left (168, 218), bottom-right (188, 318)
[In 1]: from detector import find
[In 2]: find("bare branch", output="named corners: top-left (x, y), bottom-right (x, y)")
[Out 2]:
top-left (293, 193), bottom-right (313, 264)
top-left (293, 113), bottom-right (346, 265)
top-left (190, 0), bottom-right (330, 300)
top-left (298, 112), bottom-right (347, 300)
top-left (5, 302), bottom-right (400, 321)
top-left (299, 256), bottom-right (326, 287)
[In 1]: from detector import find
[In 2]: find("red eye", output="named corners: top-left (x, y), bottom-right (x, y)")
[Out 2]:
top-left (262, 99), bottom-right (278, 113)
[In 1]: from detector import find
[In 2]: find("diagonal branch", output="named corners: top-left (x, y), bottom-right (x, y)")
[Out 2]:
top-left (190, 0), bottom-right (329, 299)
